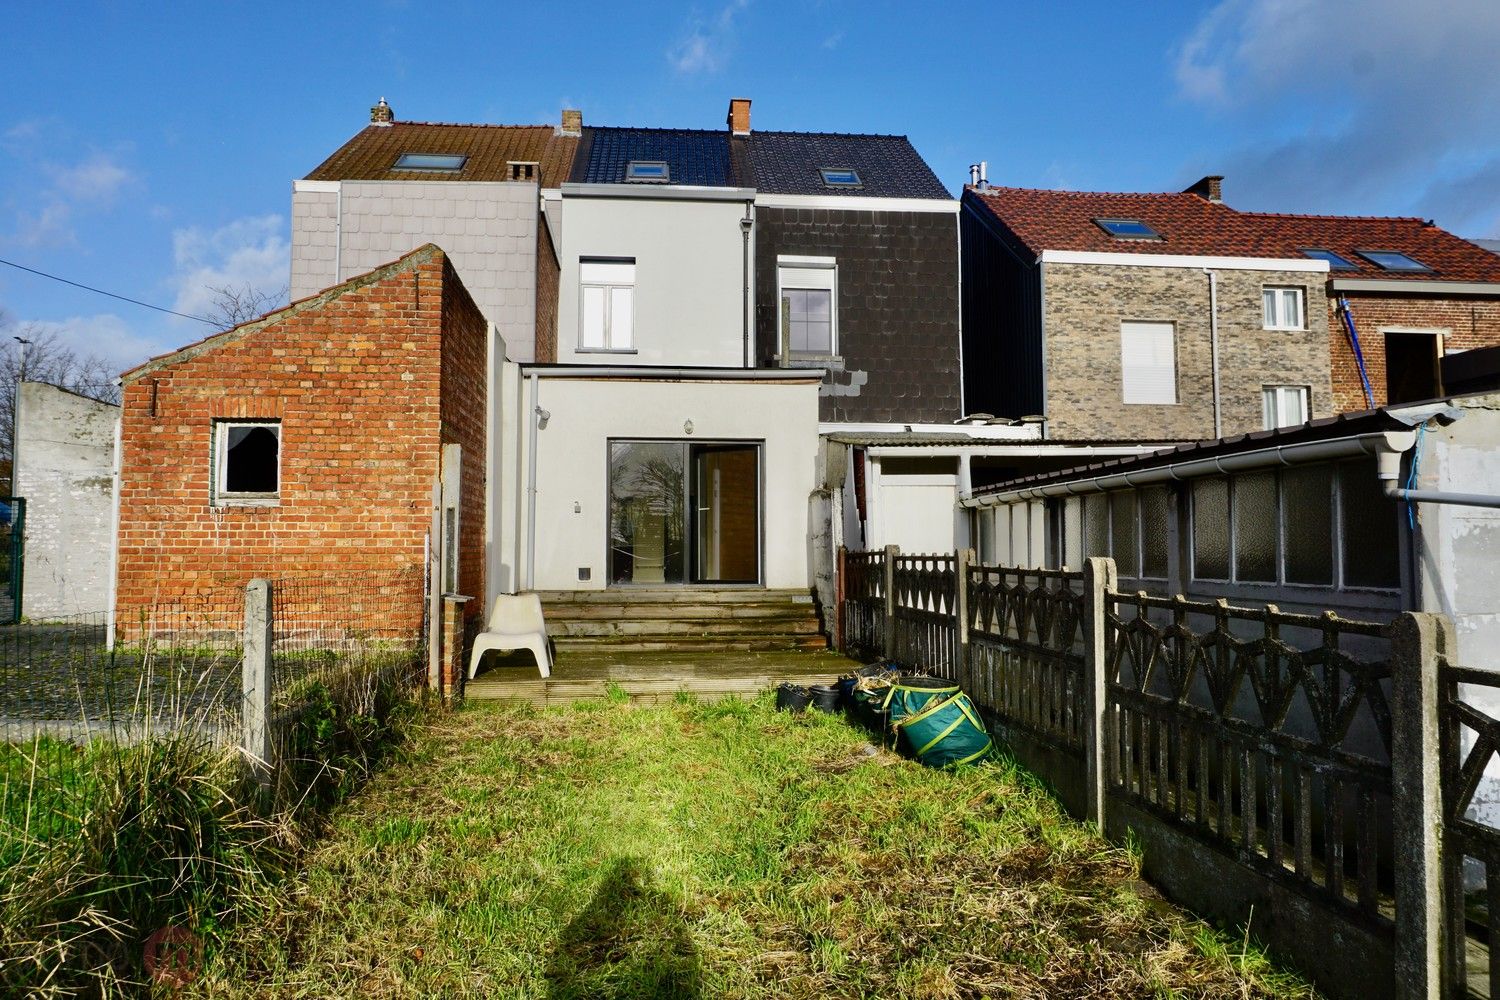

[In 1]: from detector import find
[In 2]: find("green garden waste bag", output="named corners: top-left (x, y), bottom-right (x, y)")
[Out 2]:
top-left (884, 675), bottom-right (993, 768)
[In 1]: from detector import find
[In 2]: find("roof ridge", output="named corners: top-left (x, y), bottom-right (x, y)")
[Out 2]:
top-left (754, 129), bottom-right (910, 140)
top-left (380, 120), bottom-right (557, 130)
top-left (1237, 208), bottom-right (1431, 224)
top-left (972, 184), bottom-right (1205, 199)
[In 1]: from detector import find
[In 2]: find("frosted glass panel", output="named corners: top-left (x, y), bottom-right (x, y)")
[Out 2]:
top-left (1084, 494), bottom-right (1109, 558)
top-left (1340, 460), bottom-right (1400, 588)
top-left (1234, 472), bottom-right (1278, 582)
top-left (1192, 478), bottom-right (1229, 580)
top-left (1141, 486), bottom-right (1169, 579)
top-left (1064, 499), bottom-right (1083, 570)
top-left (1283, 465), bottom-right (1333, 585)
top-left (1110, 492), bottom-right (1138, 577)
top-left (581, 286), bottom-right (605, 348)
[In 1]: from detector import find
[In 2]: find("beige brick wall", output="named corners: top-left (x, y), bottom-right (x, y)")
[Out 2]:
top-left (1043, 264), bottom-right (1333, 440)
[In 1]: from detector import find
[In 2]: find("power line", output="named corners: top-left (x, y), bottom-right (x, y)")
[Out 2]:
top-left (0, 256), bottom-right (216, 326)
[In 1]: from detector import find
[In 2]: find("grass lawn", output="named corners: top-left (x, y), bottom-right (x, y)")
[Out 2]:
top-left (194, 692), bottom-right (1316, 999)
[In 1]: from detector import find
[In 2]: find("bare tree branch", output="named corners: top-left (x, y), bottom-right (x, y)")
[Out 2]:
top-left (204, 282), bottom-right (289, 331)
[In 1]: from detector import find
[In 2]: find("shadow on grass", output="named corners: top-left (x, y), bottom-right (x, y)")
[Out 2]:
top-left (546, 856), bottom-right (701, 1000)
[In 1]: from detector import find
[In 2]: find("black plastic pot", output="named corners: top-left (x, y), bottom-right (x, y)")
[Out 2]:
top-left (775, 682), bottom-right (812, 713)
top-left (808, 685), bottom-right (841, 714)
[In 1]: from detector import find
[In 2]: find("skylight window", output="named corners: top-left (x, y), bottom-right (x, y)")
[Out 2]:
top-left (392, 153), bottom-right (468, 172)
top-left (1356, 249), bottom-right (1431, 272)
top-left (1300, 248), bottom-right (1359, 271)
top-left (625, 161), bottom-right (670, 183)
top-left (1095, 218), bottom-right (1162, 240)
top-left (819, 167), bottom-right (862, 188)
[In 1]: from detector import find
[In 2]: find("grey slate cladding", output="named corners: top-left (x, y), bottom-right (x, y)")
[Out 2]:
top-left (570, 127), bottom-right (949, 199)
top-left (756, 208), bottom-right (961, 424)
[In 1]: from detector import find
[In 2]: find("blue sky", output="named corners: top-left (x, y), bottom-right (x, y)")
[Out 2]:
top-left (3, 0), bottom-right (1499, 376)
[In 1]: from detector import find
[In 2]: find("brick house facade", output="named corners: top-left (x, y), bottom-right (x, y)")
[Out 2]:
top-left (1327, 295), bottom-right (1500, 412)
top-left (115, 245), bottom-right (487, 633)
top-left (1042, 262), bottom-right (1332, 440)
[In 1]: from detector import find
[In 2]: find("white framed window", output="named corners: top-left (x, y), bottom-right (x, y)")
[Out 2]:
top-left (213, 420), bottom-right (280, 506)
top-left (1120, 321), bottom-right (1177, 404)
top-left (777, 256), bottom-right (837, 357)
top-left (1262, 286), bottom-right (1305, 330)
top-left (1262, 385), bottom-right (1309, 429)
top-left (579, 258), bottom-right (635, 351)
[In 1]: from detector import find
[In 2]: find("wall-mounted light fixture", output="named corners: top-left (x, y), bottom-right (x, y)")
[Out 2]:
top-left (684, 419), bottom-right (694, 435)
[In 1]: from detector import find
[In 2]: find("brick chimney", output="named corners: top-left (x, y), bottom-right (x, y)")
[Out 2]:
top-left (370, 97), bottom-right (394, 127)
top-left (1184, 175), bottom-right (1224, 203)
top-left (560, 109), bottom-right (582, 137)
top-left (727, 98), bottom-right (751, 136)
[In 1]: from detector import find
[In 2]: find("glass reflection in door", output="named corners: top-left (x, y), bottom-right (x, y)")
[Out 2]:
top-left (609, 442), bottom-right (685, 584)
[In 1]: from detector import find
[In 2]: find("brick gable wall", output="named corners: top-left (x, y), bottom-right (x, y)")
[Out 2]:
top-left (1326, 294), bottom-right (1500, 412)
top-left (116, 248), bottom-right (485, 633)
top-left (439, 257), bottom-right (489, 616)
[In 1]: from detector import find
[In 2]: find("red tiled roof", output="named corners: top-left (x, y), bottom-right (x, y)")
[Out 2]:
top-left (305, 122), bottom-right (578, 187)
top-left (966, 186), bottom-right (1500, 283)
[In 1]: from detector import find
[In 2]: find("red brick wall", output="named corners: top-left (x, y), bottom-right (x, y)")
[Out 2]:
top-left (1326, 293), bottom-right (1500, 411)
top-left (439, 256), bottom-right (489, 620)
top-left (534, 214), bottom-right (559, 363)
top-left (115, 246), bottom-right (484, 635)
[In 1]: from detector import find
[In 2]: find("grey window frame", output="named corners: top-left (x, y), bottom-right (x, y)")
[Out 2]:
top-left (1300, 247), bottom-right (1358, 271)
top-left (1355, 249), bottom-right (1432, 272)
top-left (1094, 217), bottom-right (1163, 240)
top-left (625, 161), bottom-right (671, 183)
top-left (818, 167), bottom-right (863, 189)
top-left (212, 419), bottom-right (281, 507)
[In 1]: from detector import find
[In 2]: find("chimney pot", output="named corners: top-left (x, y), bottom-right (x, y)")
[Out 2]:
top-left (370, 96), bottom-right (394, 126)
top-left (560, 108), bottom-right (582, 137)
top-left (1184, 174), bottom-right (1224, 203)
top-left (727, 98), bottom-right (751, 136)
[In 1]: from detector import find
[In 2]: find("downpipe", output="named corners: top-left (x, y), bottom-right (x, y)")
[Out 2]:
top-left (1376, 446), bottom-right (1500, 509)
top-left (525, 372), bottom-right (547, 589)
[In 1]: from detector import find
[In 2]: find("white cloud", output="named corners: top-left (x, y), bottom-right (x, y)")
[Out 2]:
top-left (11, 203), bottom-right (76, 249)
top-left (50, 154), bottom-right (133, 204)
top-left (1173, 0), bottom-right (1500, 233)
top-left (169, 215), bottom-right (289, 323)
top-left (669, 0), bottom-right (750, 75)
top-left (3, 312), bottom-right (177, 378)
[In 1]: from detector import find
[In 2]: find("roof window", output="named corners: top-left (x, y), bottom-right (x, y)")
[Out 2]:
top-left (1300, 248), bottom-right (1359, 271)
top-left (1356, 249), bottom-right (1431, 272)
top-left (392, 153), bottom-right (467, 172)
top-left (819, 167), bottom-right (862, 188)
top-left (1095, 218), bottom-right (1162, 240)
top-left (625, 161), bottom-right (670, 183)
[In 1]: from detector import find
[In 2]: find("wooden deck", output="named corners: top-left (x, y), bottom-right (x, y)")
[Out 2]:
top-left (464, 648), bottom-right (862, 706)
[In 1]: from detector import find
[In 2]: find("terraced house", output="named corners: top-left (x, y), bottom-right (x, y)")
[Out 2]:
top-left (274, 97), bottom-right (1024, 652)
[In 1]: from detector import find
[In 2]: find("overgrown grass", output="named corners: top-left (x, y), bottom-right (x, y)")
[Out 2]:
top-left (0, 657), bottom-right (425, 997)
top-left (194, 695), bottom-right (1318, 998)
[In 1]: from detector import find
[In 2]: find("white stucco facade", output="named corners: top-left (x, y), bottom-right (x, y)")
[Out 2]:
top-left (291, 179), bottom-right (542, 362)
top-left (516, 372), bottom-right (820, 591)
top-left (13, 382), bottom-right (119, 617)
top-left (552, 187), bottom-right (753, 368)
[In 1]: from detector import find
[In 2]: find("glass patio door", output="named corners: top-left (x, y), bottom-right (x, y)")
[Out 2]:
top-left (608, 441), bottom-right (759, 586)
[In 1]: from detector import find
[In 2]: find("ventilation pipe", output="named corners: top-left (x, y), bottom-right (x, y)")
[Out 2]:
top-left (968, 164), bottom-right (979, 186)
top-left (979, 160), bottom-right (988, 187)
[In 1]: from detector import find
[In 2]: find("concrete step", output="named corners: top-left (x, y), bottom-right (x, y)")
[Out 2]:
top-left (541, 602), bottom-right (820, 621)
top-left (553, 634), bottom-right (830, 653)
top-left (469, 673), bottom-right (845, 707)
top-left (536, 588), bottom-right (814, 606)
top-left (550, 617), bottom-right (823, 638)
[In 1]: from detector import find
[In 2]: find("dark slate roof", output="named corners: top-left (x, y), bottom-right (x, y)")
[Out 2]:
top-left (570, 127), bottom-right (748, 187)
top-left (305, 122), bottom-right (578, 187)
top-left (750, 131), bottom-right (950, 199)
top-left (570, 126), bottom-right (950, 199)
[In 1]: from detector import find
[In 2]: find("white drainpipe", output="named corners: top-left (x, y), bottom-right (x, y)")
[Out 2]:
top-left (1375, 444), bottom-right (1500, 509)
top-left (525, 372), bottom-right (545, 590)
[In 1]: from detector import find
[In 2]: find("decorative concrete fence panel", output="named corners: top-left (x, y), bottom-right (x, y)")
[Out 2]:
top-left (836, 546), bottom-right (1467, 1000)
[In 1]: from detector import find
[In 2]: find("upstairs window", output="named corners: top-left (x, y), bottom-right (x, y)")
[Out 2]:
top-left (819, 167), bottom-right (862, 188)
top-left (214, 420), bottom-right (280, 505)
top-left (1119, 321), bottom-right (1176, 404)
top-left (1300, 248), bottom-right (1358, 271)
top-left (1262, 385), bottom-right (1309, 429)
top-left (392, 153), bottom-right (467, 172)
top-left (625, 161), bottom-right (670, 183)
top-left (1262, 286), bottom-right (1305, 330)
top-left (777, 257), bottom-right (837, 357)
top-left (1094, 218), bottom-right (1161, 240)
top-left (1357, 249), bottom-right (1431, 272)
top-left (579, 259), bottom-right (635, 351)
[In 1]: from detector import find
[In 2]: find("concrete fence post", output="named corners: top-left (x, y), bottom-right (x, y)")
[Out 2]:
top-left (882, 544), bottom-right (899, 661)
top-left (955, 548), bottom-right (972, 687)
top-left (1081, 557), bottom-right (1117, 828)
top-left (242, 578), bottom-right (273, 780)
top-left (1390, 611), bottom-right (1454, 1000)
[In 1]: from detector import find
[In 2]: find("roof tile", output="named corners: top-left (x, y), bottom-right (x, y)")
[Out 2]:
top-left (305, 122), bottom-right (578, 187)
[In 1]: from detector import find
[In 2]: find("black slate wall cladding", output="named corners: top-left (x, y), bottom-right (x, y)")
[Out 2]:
top-left (755, 208), bottom-right (961, 424)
